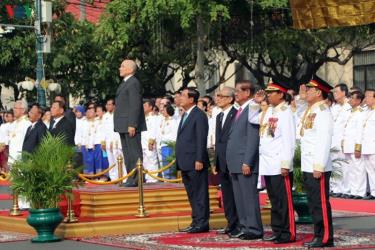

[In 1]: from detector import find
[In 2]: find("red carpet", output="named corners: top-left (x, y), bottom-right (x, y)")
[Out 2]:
top-left (330, 198), bottom-right (375, 214)
top-left (0, 181), bottom-right (10, 186)
top-left (78, 225), bottom-right (375, 249)
top-left (258, 193), bottom-right (375, 214)
top-left (0, 194), bottom-right (11, 200)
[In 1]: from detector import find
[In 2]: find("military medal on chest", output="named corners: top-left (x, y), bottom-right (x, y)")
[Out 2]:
top-left (267, 117), bottom-right (278, 138)
top-left (304, 113), bottom-right (316, 130)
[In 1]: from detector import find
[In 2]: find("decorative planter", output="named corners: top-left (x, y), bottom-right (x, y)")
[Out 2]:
top-left (292, 191), bottom-right (313, 224)
top-left (27, 208), bottom-right (64, 243)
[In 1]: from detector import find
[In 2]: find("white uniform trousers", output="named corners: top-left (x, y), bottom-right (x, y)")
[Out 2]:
top-left (107, 147), bottom-right (127, 182)
top-left (142, 147), bottom-right (159, 183)
top-left (330, 150), bottom-right (348, 194)
top-left (363, 154), bottom-right (375, 196)
top-left (345, 154), bottom-right (367, 197)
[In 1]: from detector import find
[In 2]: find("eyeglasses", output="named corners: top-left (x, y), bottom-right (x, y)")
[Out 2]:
top-left (216, 94), bottom-right (231, 98)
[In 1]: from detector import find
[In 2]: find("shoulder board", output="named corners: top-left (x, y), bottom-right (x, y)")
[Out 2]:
top-left (281, 105), bottom-right (287, 111)
top-left (319, 104), bottom-right (327, 111)
top-left (249, 104), bottom-right (260, 111)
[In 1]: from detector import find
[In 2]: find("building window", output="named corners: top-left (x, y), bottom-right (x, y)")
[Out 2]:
top-left (353, 50), bottom-right (375, 91)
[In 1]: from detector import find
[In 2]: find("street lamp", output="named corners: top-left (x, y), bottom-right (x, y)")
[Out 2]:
top-left (0, 0), bottom-right (51, 107)
top-left (17, 77), bottom-right (36, 101)
top-left (47, 82), bottom-right (61, 93)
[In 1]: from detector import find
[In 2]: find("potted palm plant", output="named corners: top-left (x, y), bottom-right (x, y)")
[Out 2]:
top-left (10, 133), bottom-right (79, 242)
top-left (292, 143), bottom-right (313, 224)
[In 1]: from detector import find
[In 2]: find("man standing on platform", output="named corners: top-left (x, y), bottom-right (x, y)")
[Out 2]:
top-left (114, 59), bottom-right (147, 187)
top-left (226, 81), bottom-right (263, 240)
top-left (300, 76), bottom-right (334, 248)
top-left (214, 87), bottom-right (239, 236)
top-left (176, 87), bottom-right (210, 233)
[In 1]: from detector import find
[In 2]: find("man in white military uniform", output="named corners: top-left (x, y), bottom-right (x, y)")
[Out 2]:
top-left (300, 76), bottom-right (334, 248)
top-left (8, 100), bottom-right (31, 209)
top-left (355, 89), bottom-right (375, 200)
top-left (142, 99), bottom-right (160, 183)
top-left (8, 101), bottom-right (31, 166)
top-left (330, 84), bottom-right (352, 197)
top-left (103, 98), bottom-right (126, 181)
top-left (257, 81), bottom-right (296, 244)
top-left (342, 91), bottom-right (366, 199)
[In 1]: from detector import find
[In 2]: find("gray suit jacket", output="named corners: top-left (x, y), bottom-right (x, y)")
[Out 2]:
top-left (226, 105), bottom-right (260, 174)
top-left (114, 75), bottom-right (147, 133)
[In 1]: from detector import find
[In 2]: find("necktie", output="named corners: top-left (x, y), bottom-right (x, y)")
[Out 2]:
top-left (218, 112), bottom-right (224, 128)
top-left (181, 113), bottom-right (188, 127)
top-left (49, 119), bottom-right (56, 130)
top-left (235, 107), bottom-right (243, 121)
top-left (26, 125), bottom-right (33, 136)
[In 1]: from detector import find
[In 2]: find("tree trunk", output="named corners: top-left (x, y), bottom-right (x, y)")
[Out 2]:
top-left (195, 15), bottom-right (206, 96)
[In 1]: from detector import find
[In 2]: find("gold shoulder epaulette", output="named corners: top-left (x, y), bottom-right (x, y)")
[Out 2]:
top-left (249, 104), bottom-right (259, 111)
top-left (319, 104), bottom-right (327, 111)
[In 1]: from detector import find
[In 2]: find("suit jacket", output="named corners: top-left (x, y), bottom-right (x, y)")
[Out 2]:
top-left (64, 109), bottom-right (76, 133)
top-left (175, 106), bottom-right (209, 171)
top-left (215, 107), bottom-right (237, 173)
top-left (22, 120), bottom-right (47, 153)
top-left (114, 75), bottom-right (147, 133)
top-left (226, 105), bottom-right (260, 174)
top-left (49, 116), bottom-right (75, 146)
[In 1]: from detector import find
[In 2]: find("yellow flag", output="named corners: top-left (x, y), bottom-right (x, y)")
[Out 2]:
top-left (290, 0), bottom-right (375, 29)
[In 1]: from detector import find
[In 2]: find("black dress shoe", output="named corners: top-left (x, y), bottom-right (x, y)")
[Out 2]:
top-left (239, 233), bottom-right (263, 240)
top-left (263, 235), bottom-right (278, 241)
top-left (363, 195), bottom-right (375, 200)
top-left (304, 238), bottom-right (334, 248)
top-left (188, 226), bottom-right (209, 233)
top-left (353, 195), bottom-right (363, 199)
top-left (274, 238), bottom-right (296, 244)
top-left (228, 229), bottom-right (243, 238)
top-left (179, 226), bottom-right (194, 232)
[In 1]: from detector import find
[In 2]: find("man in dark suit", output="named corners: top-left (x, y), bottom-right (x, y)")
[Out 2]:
top-left (226, 81), bottom-right (263, 240)
top-left (114, 59), bottom-right (147, 187)
top-left (176, 87), bottom-right (210, 233)
top-left (22, 104), bottom-right (47, 153)
top-left (54, 95), bottom-right (76, 133)
top-left (214, 87), bottom-right (239, 235)
top-left (49, 101), bottom-right (75, 146)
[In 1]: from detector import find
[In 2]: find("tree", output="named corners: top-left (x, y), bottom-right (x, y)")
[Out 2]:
top-left (217, 0), bottom-right (375, 88)
top-left (0, 1), bottom-right (101, 104)
top-left (94, 0), bottom-right (230, 96)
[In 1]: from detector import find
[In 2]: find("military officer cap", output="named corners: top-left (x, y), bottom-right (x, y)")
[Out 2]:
top-left (265, 79), bottom-right (290, 93)
top-left (305, 75), bottom-right (333, 94)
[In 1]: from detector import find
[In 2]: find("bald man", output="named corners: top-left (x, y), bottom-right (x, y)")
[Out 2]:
top-left (114, 59), bottom-right (147, 187)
